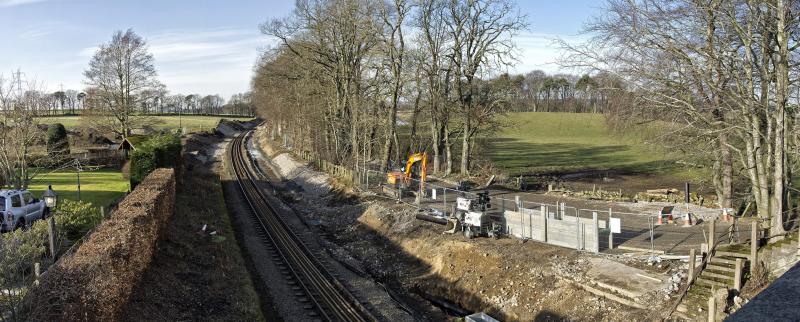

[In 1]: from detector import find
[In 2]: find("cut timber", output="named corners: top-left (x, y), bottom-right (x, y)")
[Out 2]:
top-left (579, 283), bottom-right (646, 309)
top-left (618, 245), bottom-right (666, 254)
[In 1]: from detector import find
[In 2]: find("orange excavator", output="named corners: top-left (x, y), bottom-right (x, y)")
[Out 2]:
top-left (385, 152), bottom-right (427, 198)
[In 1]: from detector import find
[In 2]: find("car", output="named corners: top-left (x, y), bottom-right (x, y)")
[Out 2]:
top-left (0, 190), bottom-right (49, 232)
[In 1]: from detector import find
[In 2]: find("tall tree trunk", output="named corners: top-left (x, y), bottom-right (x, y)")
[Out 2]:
top-left (444, 124), bottom-right (453, 176)
top-left (380, 101), bottom-right (396, 174)
top-left (460, 110), bottom-right (471, 175)
top-left (771, 0), bottom-right (789, 238)
top-left (719, 134), bottom-right (733, 209)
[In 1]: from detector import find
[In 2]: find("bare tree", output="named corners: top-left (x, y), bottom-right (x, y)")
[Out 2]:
top-left (83, 29), bottom-right (161, 137)
top-left (379, 0), bottom-right (412, 173)
top-left (0, 71), bottom-right (45, 189)
top-left (444, 0), bottom-right (527, 175)
top-left (563, 0), bottom-right (799, 239)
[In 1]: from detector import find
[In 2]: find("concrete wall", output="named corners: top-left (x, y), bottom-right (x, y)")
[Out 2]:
top-left (503, 207), bottom-right (604, 252)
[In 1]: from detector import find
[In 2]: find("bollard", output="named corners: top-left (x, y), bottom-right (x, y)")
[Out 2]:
top-left (734, 258), bottom-right (743, 291)
top-left (689, 249), bottom-right (696, 279)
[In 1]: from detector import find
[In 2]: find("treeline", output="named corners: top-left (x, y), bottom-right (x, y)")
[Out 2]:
top-left (253, 0), bottom-right (527, 176)
top-left (14, 87), bottom-right (255, 117)
top-left (488, 70), bottom-right (623, 113)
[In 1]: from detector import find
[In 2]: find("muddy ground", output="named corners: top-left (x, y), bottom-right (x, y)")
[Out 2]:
top-left (252, 126), bottom-right (681, 321)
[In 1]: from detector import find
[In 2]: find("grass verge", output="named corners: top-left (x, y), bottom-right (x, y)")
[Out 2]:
top-left (485, 112), bottom-right (683, 176)
top-left (120, 162), bottom-right (264, 321)
top-left (29, 169), bottom-right (129, 207)
top-left (36, 115), bottom-right (254, 133)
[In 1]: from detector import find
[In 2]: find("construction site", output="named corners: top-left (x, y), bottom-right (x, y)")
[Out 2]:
top-left (195, 121), bottom-right (797, 321)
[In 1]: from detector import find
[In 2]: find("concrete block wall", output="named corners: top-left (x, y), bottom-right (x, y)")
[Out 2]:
top-left (504, 208), bottom-right (604, 252)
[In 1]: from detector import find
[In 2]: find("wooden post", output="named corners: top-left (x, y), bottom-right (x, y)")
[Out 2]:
top-left (100, 206), bottom-right (105, 219)
top-left (734, 258), bottom-right (743, 291)
top-left (708, 218), bottom-right (716, 250)
top-left (689, 248), bottom-right (697, 279)
top-left (708, 295), bottom-right (716, 322)
top-left (47, 216), bottom-right (56, 259)
top-left (751, 221), bottom-right (759, 264)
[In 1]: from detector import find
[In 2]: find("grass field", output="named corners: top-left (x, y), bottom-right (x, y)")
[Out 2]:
top-left (485, 112), bottom-right (677, 176)
top-left (36, 115), bottom-right (254, 133)
top-left (28, 169), bottom-right (129, 208)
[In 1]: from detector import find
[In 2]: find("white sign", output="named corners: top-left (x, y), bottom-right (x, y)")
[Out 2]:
top-left (432, 188), bottom-right (437, 200)
top-left (610, 217), bottom-right (621, 234)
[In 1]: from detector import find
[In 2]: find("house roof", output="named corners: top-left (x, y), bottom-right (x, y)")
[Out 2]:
top-left (118, 135), bottom-right (150, 151)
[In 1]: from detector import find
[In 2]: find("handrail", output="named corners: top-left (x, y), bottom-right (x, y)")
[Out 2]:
top-left (663, 222), bottom-right (736, 320)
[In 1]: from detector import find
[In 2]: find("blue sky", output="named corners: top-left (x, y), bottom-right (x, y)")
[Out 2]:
top-left (0, 0), bottom-right (597, 98)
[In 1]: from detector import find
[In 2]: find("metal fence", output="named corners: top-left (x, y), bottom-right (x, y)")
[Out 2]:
top-left (352, 166), bottom-right (737, 256)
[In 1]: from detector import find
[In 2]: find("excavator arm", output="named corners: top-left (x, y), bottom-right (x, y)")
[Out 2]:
top-left (403, 152), bottom-right (427, 184)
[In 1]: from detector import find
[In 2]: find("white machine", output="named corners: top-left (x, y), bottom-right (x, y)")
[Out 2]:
top-left (444, 191), bottom-right (501, 239)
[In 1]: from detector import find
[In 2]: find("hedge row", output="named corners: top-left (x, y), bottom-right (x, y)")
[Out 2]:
top-left (130, 134), bottom-right (181, 188)
top-left (27, 168), bottom-right (176, 321)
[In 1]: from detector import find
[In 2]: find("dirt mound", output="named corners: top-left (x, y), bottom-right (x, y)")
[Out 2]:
top-left (26, 169), bottom-right (176, 321)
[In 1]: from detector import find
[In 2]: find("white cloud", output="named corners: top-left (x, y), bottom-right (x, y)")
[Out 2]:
top-left (16, 21), bottom-right (68, 39)
top-left (0, 0), bottom-right (48, 7)
top-left (73, 27), bottom-right (276, 97)
top-left (509, 32), bottom-right (588, 75)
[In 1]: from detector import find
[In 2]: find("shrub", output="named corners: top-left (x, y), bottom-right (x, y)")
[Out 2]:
top-left (56, 199), bottom-right (101, 241)
top-left (129, 134), bottom-right (181, 188)
top-left (46, 123), bottom-right (69, 157)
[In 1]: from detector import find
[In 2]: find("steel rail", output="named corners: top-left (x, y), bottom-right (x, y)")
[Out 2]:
top-left (229, 132), bottom-right (376, 322)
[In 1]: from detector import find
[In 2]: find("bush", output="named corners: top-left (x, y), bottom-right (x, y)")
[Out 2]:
top-left (46, 123), bottom-right (69, 157)
top-left (56, 199), bottom-right (101, 241)
top-left (130, 134), bottom-right (181, 188)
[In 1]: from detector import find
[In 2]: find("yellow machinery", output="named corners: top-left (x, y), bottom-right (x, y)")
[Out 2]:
top-left (385, 152), bottom-right (427, 198)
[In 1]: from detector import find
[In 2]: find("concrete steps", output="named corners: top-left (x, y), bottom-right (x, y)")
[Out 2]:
top-left (678, 251), bottom-right (746, 319)
top-left (706, 262), bottom-right (735, 273)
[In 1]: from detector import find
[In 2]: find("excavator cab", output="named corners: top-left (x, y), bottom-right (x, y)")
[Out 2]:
top-left (385, 152), bottom-right (427, 198)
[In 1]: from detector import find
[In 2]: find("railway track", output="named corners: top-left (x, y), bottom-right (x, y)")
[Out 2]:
top-left (229, 131), bottom-right (376, 322)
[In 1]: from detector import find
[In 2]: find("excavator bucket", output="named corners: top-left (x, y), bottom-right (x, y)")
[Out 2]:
top-left (443, 217), bottom-right (461, 234)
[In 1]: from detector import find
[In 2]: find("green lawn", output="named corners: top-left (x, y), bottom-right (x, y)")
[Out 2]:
top-left (36, 115), bottom-right (253, 133)
top-left (485, 112), bottom-right (677, 176)
top-left (28, 169), bottom-right (129, 208)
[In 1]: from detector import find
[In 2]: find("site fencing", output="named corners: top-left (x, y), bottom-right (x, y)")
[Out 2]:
top-left (351, 167), bottom-right (756, 256)
top-left (284, 148), bottom-right (795, 259)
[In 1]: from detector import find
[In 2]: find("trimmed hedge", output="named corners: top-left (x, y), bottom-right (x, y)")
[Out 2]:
top-left (27, 169), bottom-right (176, 321)
top-left (130, 134), bottom-right (181, 188)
